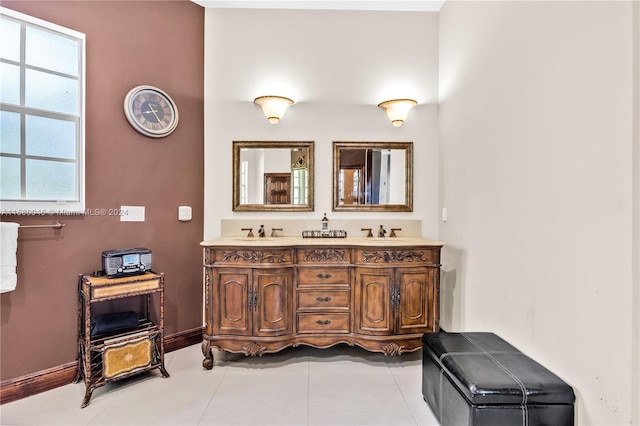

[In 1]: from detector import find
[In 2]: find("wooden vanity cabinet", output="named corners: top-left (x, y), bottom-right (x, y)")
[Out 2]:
top-left (202, 241), bottom-right (441, 369)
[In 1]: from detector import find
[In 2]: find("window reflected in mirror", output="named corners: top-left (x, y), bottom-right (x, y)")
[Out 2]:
top-left (233, 141), bottom-right (314, 212)
top-left (333, 142), bottom-right (412, 212)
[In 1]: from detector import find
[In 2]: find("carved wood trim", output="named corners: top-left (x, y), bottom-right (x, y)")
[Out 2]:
top-left (221, 250), bottom-right (286, 263)
top-left (302, 249), bottom-right (346, 262)
top-left (381, 342), bottom-right (405, 356)
top-left (361, 250), bottom-right (426, 263)
top-left (204, 248), bottom-right (215, 267)
top-left (204, 269), bottom-right (211, 310)
top-left (242, 342), bottom-right (267, 356)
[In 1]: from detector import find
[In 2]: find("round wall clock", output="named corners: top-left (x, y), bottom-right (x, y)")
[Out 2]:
top-left (124, 85), bottom-right (179, 138)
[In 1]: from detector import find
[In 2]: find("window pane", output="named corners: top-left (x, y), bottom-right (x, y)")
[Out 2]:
top-left (26, 26), bottom-right (78, 76)
top-left (0, 9), bottom-right (84, 211)
top-left (25, 69), bottom-right (78, 115)
top-left (25, 159), bottom-right (75, 200)
top-left (0, 63), bottom-right (20, 105)
top-left (26, 115), bottom-right (75, 159)
top-left (0, 157), bottom-right (21, 199)
top-left (1, 111), bottom-right (21, 154)
top-left (0, 17), bottom-right (20, 61)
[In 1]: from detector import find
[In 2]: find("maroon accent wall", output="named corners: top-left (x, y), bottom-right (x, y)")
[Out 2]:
top-left (0, 1), bottom-right (204, 381)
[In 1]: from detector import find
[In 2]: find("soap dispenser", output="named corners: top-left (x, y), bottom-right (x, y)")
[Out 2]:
top-left (321, 213), bottom-right (329, 231)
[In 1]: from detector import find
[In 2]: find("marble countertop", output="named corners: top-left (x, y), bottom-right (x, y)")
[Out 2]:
top-left (201, 236), bottom-right (444, 247)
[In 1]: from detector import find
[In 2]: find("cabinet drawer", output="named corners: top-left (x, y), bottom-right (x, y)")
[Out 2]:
top-left (297, 290), bottom-right (350, 310)
top-left (297, 313), bottom-right (350, 333)
top-left (298, 268), bottom-right (350, 286)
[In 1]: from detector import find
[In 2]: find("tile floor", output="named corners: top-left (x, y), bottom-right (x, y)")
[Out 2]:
top-left (0, 344), bottom-right (440, 425)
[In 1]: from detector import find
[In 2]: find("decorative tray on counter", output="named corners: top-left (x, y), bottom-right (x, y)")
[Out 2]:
top-left (302, 230), bottom-right (348, 238)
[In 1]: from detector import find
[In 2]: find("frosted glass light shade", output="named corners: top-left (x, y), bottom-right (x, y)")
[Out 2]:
top-left (253, 95), bottom-right (294, 124)
top-left (377, 99), bottom-right (417, 127)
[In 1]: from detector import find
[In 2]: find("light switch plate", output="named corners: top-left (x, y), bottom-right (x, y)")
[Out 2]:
top-left (178, 206), bottom-right (192, 221)
top-left (120, 206), bottom-right (145, 222)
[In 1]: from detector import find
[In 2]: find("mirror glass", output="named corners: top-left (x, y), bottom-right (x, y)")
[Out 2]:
top-left (233, 141), bottom-right (314, 212)
top-left (333, 141), bottom-right (413, 212)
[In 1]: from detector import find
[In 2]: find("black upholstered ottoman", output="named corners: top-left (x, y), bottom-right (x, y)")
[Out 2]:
top-left (422, 332), bottom-right (575, 426)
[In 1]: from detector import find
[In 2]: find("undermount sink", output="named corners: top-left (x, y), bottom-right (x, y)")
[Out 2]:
top-left (233, 237), bottom-right (276, 242)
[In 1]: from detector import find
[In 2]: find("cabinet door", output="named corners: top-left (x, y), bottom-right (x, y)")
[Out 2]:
top-left (214, 268), bottom-right (252, 336)
top-left (354, 268), bottom-right (393, 335)
top-left (253, 268), bottom-right (292, 336)
top-left (396, 267), bottom-right (433, 333)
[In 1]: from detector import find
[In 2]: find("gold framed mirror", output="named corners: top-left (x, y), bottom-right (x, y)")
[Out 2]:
top-left (233, 141), bottom-right (314, 212)
top-left (333, 141), bottom-right (413, 212)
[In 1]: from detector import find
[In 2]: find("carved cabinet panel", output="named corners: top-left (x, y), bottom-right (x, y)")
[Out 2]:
top-left (354, 267), bottom-right (393, 335)
top-left (213, 267), bottom-right (292, 337)
top-left (254, 268), bottom-right (293, 336)
top-left (396, 267), bottom-right (434, 333)
top-left (354, 266), bottom-right (433, 335)
top-left (214, 268), bottom-right (252, 336)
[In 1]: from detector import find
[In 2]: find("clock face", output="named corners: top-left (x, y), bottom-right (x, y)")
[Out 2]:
top-left (124, 86), bottom-right (178, 137)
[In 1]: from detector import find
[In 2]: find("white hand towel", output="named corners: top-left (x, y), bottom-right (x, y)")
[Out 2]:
top-left (1, 222), bottom-right (19, 293)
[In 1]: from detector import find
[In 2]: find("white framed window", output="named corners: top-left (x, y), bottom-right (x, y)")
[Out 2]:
top-left (0, 7), bottom-right (85, 215)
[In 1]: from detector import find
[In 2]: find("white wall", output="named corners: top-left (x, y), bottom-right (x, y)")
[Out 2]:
top-left (204, 8), bottom-right (440, 240)
top-left (439, 1), bottom-right (639, 425)
top-left (203, 3), bottom-right (640, 424)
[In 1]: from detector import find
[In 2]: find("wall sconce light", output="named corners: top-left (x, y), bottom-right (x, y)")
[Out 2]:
top-left (377, 99), bottom-right (418, 127)
top-left (253, 95), bottom-right (294, 124)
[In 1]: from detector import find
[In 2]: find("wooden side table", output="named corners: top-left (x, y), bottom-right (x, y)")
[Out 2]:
top-left (74, 271), bottom-right (169, 408)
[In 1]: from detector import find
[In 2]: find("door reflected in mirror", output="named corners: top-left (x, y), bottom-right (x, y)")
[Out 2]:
top-left (333, 142), bottom-right (413, 212)
top-left (233, 141), bottom-right (314, 212)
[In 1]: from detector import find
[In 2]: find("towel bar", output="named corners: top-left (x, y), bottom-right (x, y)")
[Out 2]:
top-left (18, 221), bottom-right (65, 229)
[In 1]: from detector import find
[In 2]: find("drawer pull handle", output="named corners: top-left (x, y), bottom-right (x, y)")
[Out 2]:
top-left (316, 319), bottom-right (331, 325)
top-left (316, 273), bottom-right (332, 279)
top-left (316, 296), bottom-right (332, 302)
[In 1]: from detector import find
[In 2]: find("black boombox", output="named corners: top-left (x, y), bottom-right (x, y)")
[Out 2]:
top-left (101, 248), bottom-right (152, 278)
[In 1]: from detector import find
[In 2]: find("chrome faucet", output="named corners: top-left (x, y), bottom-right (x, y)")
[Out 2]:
top-left (258, 225), bottom-right (266, 238)
top-left (378, 225), bottom-right (387, 238)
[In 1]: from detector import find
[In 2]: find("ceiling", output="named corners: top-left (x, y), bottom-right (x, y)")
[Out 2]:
top-left (191, 1), bottom-right (445, 12)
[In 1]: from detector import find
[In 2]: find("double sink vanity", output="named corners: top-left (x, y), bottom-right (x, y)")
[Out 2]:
top-left (201, 140), bottom-right (442, 368)
top-left (200, 234), bottom-right (443, 369)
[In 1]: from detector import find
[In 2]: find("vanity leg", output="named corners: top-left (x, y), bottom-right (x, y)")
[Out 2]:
top-left (202, 340), bottom-right (213, 370)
